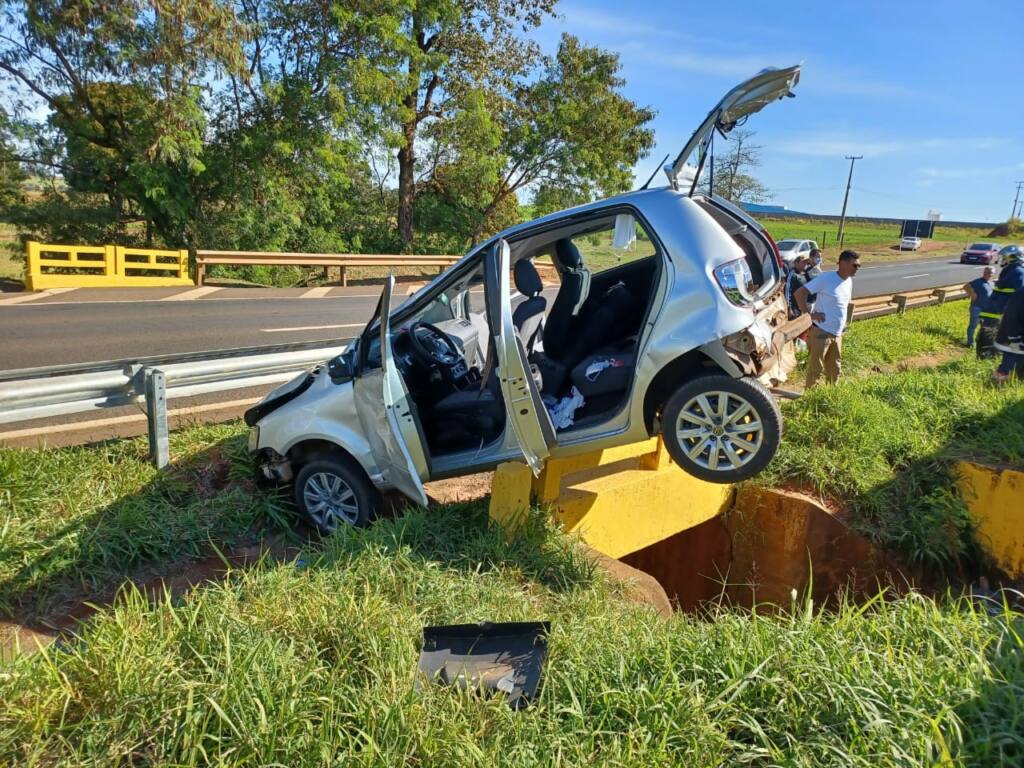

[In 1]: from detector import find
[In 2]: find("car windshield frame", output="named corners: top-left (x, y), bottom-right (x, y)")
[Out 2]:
top-left (969, 243), bottom-right (995, 251)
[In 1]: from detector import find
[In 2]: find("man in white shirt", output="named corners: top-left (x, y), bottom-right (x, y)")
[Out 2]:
top-left (794, 250), bottom-right (861, 388)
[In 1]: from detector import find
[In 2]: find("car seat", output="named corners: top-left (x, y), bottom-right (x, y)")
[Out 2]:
top-left (511, 258), bottom-right (546, 355)
top-left (558, 279), bottom-right (637, 375)
top-left (543, 239), bottom-right (590, 360)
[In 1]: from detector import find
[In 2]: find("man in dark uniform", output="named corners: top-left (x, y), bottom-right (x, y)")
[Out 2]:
top-left (978, 246), bottom-right (1024, 377)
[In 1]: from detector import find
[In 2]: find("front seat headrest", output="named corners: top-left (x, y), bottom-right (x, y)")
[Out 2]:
top-left (554, 238), bottom-right (583, 270)
top-left (513, 258), bottom-right (543, 297)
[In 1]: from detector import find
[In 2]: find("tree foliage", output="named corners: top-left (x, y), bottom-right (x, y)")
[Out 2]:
top-left (710, 128), bottom-right (769, 204)
top-left (0, 0), bottom-right (655, 269)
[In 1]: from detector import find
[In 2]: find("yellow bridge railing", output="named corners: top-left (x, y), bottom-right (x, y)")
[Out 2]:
top-left (25, 241), bottom-right (192, 291)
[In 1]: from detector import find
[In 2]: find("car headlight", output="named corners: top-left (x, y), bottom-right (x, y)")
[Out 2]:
top-left (247, 426), bottom-right (260, 452)
top-left (713, 258), bottom-right (756, 305)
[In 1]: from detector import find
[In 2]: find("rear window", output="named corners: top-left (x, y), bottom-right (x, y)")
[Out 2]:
top-left (776, 240), bottom-right (800, 249)
top-left (969, 243), bottom-right (995, 250)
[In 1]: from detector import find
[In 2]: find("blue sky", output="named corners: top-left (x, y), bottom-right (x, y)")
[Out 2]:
top-left (533, 0), bottom-right (1024, 222)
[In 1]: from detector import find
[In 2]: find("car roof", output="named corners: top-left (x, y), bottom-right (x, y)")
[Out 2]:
top-left (487, 186), bottom-right (679, 244)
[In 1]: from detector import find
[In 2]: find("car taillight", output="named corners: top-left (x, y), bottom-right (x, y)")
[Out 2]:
top-left (713, 258), bottom-right (756, 305)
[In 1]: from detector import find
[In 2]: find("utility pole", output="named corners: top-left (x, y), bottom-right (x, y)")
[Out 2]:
top-left (837, 155), bottom-right (862, 247)
top-left (1011, 181), bottom-right (1024, 221)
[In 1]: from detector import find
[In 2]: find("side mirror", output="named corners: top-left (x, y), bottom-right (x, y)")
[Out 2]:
top-left (328, 349), bottom-right (357, 383)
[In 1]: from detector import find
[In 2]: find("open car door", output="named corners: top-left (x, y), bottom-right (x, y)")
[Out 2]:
top-left (484, 240), bottom-right (556, 475)
top-left (354, 274), bottom-right (429, 506)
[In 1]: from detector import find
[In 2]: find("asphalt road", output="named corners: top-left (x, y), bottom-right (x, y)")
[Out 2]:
top-left (0, 256), bottom-right (991, 372)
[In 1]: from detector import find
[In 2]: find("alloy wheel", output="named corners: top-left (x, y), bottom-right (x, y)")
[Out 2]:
top-left (302, 471), bottom-right (360, 531)
top-left (675, 390), bottom-right (764, 472)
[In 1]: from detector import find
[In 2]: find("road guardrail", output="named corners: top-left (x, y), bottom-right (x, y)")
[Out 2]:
top-left (25, 241), bottom-right (191, 291)
top-left (0, 343), bottom-right (348, 466)
top-left (195, 250), bottom-right (462, 286)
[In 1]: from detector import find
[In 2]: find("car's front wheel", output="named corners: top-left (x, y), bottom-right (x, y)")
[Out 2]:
top-left (294, 454), bottom-right (380, 532)
top-left (660, 374), bottom-right (782, 483)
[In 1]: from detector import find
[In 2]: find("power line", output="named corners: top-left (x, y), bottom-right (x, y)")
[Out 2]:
top-left (837, 155), bottom-right (862, 246)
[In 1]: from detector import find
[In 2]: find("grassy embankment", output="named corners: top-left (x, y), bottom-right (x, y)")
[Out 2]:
top-left (1, 448), bottom-right (1022, 765)
top-left (0, 299), bottom-right (1022, 765)
top-left (0, 301), bottom-right (1010, 619)
top-left (761, 217), bottom-right (995, 264)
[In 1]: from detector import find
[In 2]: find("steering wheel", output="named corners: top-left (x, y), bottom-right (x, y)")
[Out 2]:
top-left (407, 321), bottom-right (461, 368)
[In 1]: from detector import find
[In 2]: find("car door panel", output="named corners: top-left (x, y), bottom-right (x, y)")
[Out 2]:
top-left (484, 240), bottom-right (555, 475)
top-left (353, 274), bottom-right (429, 506)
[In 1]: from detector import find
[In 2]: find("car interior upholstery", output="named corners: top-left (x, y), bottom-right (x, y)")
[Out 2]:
top-left (390, 212), bottom-right (661, 456)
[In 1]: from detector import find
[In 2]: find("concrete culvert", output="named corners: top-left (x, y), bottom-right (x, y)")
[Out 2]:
top-left (621, 487), bottom-right (913, 611)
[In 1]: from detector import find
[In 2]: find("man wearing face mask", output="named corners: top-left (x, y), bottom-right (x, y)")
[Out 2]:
top-left (805, 248), bottom-right (823, 280)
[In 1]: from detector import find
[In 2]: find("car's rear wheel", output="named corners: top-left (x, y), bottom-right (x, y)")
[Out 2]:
top-left (294, 454), bottom-right (380, 532)
top-left (660, 374), bottom-right (782, 483)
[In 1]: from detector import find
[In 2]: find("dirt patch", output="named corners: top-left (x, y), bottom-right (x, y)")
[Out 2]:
top-left (184, 446), bottom-right (234, 497)
top-left (867, 347), bottom-right (966, 376)
top-left (781, 345), bottom-right (967, 396)
top-left (423, 472), bottom-right (494, 505)
top-left (1, 535), bottom-right (302, 659)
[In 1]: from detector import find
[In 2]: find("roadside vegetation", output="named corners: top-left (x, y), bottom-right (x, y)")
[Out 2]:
top-left (762, 217), bottom-right (993, 249)
top-left (764, 356), bottom-right (1024, 572)
top-left (0, 423), bottom-right (286, 619)
top-left (762, 217), bottom-right (996, 264)
top-left (827, 299), bottom-right (969, 375)
top-left (768, 299), bottom-right (1023, 571)
top-left (0, 495), bottom-right (1021, 766)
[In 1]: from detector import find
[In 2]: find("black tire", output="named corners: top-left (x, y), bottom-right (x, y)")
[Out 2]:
top-left (293, 454), bottom-right (381, 533)
top-left (660, 374), bottom-right (782, 483)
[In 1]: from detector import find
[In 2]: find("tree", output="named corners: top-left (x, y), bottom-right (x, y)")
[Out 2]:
top-left (710, 129), bottom-right (769, 204)
top-left (414, 34), bottom-right (655, 246)
top-left (0, 109), bottom-right (26, 214)
top-left (0, 0), bottom-right (246, 245)
top-left (356, 0), bottom-right (556, 247)
top-left (485, 33), bottom-right (654, 237)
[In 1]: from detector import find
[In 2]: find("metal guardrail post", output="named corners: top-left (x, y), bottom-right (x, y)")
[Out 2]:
top-left (145, 368), bottom-right (170, 468)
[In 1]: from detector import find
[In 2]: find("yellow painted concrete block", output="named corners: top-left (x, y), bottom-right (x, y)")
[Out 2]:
top-left (489, 461), bottom-right (534, 533)
top-left (555, 463), bottom-right (734, 559)
top-left (534, 438), bottom-right (661, 502)
top-left (490, 440), bottom-right (733, 559)
top-left (957, 461), bottom-right (1024, 579)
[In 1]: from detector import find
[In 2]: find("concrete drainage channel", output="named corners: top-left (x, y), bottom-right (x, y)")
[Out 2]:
top-left (622, 487), bottom-right (901, 611)
top-left (489, 440), bottom-right (1024, 611)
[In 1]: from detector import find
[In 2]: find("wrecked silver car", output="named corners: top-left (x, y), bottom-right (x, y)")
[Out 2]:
top-left (246, 65), bottom-right (809, 531)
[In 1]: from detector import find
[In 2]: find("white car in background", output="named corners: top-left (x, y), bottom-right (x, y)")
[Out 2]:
top-left (775, 238), bottom-right (819, 265)
top-left (900, 236), bottom-right (922, 251)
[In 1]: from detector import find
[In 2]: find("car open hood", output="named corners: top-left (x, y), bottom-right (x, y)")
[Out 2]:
top-left (667, 65), bottom-right (801, 193)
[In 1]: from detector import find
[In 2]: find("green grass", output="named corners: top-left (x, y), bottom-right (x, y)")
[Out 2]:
top-left (1, 320), bottom-right (1023, 763)
top-left (0, 498), bottom-right (1021, 766)
top-left (762, 217), bottom-right (993, 250)
top-left (0, 423), bottom-right (288, 618)
top-left (834, 299), bottom-right (969, 375)
top-left (769, 299), bottom-right (1024, 571)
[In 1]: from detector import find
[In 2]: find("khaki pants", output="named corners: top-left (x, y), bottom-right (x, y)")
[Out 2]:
top-left (805, 327), bottom-right (842, 388)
